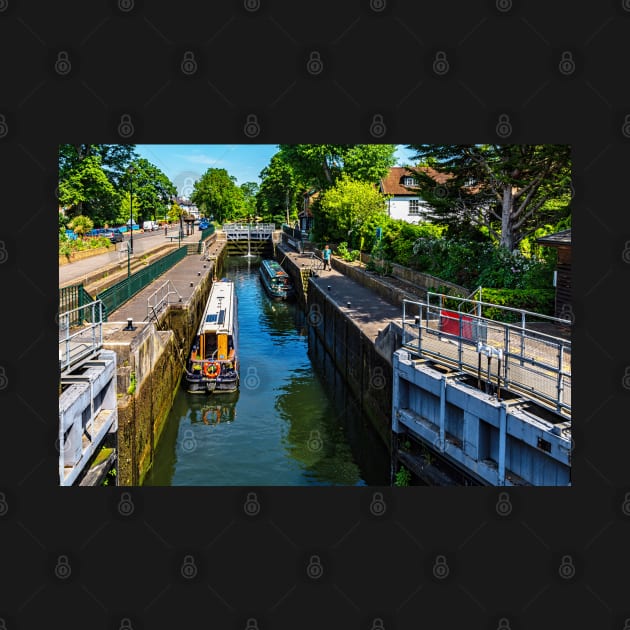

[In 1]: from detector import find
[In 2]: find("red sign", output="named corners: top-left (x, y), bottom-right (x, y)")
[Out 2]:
top-left (439, 309), bottom-right (473, 339)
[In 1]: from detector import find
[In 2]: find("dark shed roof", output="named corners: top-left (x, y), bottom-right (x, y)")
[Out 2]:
top-left (536, 228), bottom-right (571, 246)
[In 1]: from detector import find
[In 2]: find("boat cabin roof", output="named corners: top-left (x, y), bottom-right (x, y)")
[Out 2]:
top-left (200, 280), bottom-right (236, 335)
top-left (262, 259), bottom-right (289, 277)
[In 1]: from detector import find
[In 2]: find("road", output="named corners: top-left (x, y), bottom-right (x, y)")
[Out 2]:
top-left (59, 228), bottom-right (197, 286)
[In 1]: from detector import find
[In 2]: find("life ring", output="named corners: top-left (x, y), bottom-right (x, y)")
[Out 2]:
top-left (203, 361), bottom-right (221, 378)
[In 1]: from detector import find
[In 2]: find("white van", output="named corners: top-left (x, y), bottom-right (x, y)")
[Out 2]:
top-left (143, 220), bottom-right (158, 232)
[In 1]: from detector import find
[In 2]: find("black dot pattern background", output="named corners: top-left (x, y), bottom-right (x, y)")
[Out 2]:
top-left (1, 1), bottom-right (629, 629)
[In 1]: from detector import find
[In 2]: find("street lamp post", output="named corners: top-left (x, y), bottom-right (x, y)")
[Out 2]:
top-left (128, 165), bottom-right (134, 254)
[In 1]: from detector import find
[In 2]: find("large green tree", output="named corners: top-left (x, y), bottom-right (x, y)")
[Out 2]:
top-left (277, 144), bottom-right (397, 191)
top-left (58, 154), bottom-right (120, 225)
top-left (315, 175), bottom-right (388, 248)
top-left (256, 153), bottom-right (302, 224)
top-left (237, 182), bottom-right (259, 221)
top-left (405, 144), bottom-right (571, 251)
top-left (59, 144), bottom-right (138, 225)
top-left (190, 168), bottom-right (243, 224)
top-left (59, 144), bottom-right (137, 188)
top-left (125, 158), bottom-right (176, 224)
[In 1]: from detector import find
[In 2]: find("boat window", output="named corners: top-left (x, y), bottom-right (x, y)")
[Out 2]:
top-left (205, 309), bottom-right (225, 325)
top-left (204, 334), bottom-right (217, 359)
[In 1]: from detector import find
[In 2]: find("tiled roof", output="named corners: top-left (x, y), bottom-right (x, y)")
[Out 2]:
top-left (380, 166), bottom-right (451, 196)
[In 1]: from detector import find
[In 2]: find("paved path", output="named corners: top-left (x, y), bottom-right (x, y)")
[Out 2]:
top-left (106, 238), bottom-right (225, 324)
top-left (278, 245), bottom-right (403, 340)
top-left (59, 229), bottom-right (198, 286)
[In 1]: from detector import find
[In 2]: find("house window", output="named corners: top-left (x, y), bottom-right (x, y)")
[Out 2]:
top-left (409, 199), bottom-right (421, 215)
top-left (403, 176), bottom-right (417, 187)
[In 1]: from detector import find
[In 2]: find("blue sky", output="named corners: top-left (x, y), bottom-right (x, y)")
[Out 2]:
top-left (134, 144), bottom-right (417, 198)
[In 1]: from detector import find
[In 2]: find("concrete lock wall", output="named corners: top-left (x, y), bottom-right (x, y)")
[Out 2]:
top-left (112, 326), bottom-right (180, 485)
top-left (307, 282), bottom-right (392, 449)
top-left (111, 244), bottom-right (224, 485)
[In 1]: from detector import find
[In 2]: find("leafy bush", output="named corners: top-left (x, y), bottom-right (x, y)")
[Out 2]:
top-left (335, 241), bottom-right (360, 262)
top-left (58, 235), bottom-right (112, 256)
top-left (475, 288), bottom-right (555, 320)
top-left (394, 466), bottom-right (412, 487)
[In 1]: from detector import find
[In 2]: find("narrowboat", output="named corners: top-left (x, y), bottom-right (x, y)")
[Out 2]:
top-left (185, 279), bottom-right (239, 394)
top-left (259, 259), bottom-right (295, 300)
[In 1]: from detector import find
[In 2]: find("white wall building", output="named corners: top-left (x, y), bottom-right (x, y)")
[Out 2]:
top-left (379, 166), bottom-right (448, 224)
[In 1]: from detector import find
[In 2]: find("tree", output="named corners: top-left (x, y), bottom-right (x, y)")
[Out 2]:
top-left (190, 168), bottom-right (244, 224)
top-left (256, 154), bottom-right (302, 224)
top-left (67, 215), bottom-right (93, 238)
top-left (167, 201), bottom-right (184, 223)
top-left (238, 182), bottom-right (259, 221)
top-left (125, 158), bottom-right (176, 225)
top-left (58, 154), bottom-right (120, 225)
top-left (59, 144), bottom-right (137, 188)
top-left (277, 144), bottom-right (397, 191)
top-left (315, 175), bottom-right (388, 249)
top-left (405, 144), bottom-right (571, 251)
top-left (116, 191), bottom-right (142, 226)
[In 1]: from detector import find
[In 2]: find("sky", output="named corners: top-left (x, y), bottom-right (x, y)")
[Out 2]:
top-left (134, 144), bottom-right (417, 199)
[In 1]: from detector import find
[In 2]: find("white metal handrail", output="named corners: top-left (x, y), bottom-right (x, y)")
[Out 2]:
top-left (59, 300), bottom-right (104, 372)
top-left (427, 291), bottom-right (572, 328)
top-left (147, 279), bottom-right (182, 320)
top-left (402, 297), bottom-right (571, 416)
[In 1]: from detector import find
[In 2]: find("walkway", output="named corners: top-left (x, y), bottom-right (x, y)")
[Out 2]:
top-left (106, 237), bottom-right (225, 324)
top-left (59, 230), bottom-right (197, 287)
top-left (277, 243), bottom-right (571, 417)
top-left (278, 245), bottom-right (403, 340)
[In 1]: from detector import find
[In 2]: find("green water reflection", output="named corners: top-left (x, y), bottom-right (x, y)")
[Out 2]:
top-left (143, 256), bottom-right (389, 486)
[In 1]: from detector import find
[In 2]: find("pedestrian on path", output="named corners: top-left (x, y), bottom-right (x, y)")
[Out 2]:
top-left (322, 244), bottom-right (331, 271)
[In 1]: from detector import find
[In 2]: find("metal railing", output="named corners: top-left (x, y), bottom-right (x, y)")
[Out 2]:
top-left (282, 224), bottom-right (302, 240)
top-left (59, 299), bottom-right (104, 372)
top-left (97, 246), bottom-right (187, 320)
top-left (297, 251), bottom-right (324, 271)
top-left (199, 224), bottom-right (215, 241)
top-left (222, 222), bottom-right (275, 239)
top-left (402, 295), bottom-right (572, 416)
top-left (147, 279), bottom-right (182, 321)
top-left (59, 284), bottom-right (95, 326)
top-left (457, 286), bottom-right (483, 316)
top-left (429, 291), bottom-right (563, 327)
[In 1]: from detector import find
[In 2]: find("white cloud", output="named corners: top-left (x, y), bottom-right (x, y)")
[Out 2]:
top-left (176, 153), bottom-right (223, 166)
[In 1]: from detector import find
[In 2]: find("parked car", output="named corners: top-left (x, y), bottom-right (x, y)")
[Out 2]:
top-left (86, 228), bottom-right (108, 238)
top-left (107, 229), bottom-right (124, 243)
top-left (143, 220), bottom-right (159, 231)
top-left (198, 220), bottom-right (209, 231)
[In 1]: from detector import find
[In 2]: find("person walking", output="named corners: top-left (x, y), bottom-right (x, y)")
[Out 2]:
top-left (322, 244), bottom-right (331, 271)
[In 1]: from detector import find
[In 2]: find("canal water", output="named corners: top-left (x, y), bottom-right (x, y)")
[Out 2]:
top-left (143, 255), bottom-right (390, 486)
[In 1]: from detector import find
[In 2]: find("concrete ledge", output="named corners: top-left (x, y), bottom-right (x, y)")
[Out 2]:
top-left (60, 242), bottom-right (179, 293)
top-left (59, 245), bottom-right (113, 266)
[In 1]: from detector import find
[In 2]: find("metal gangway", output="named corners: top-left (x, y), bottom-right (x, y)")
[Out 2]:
top-left (401, 292), bottom-right (572, 417)
top-left (222, 222), bottom-right (275, 240)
